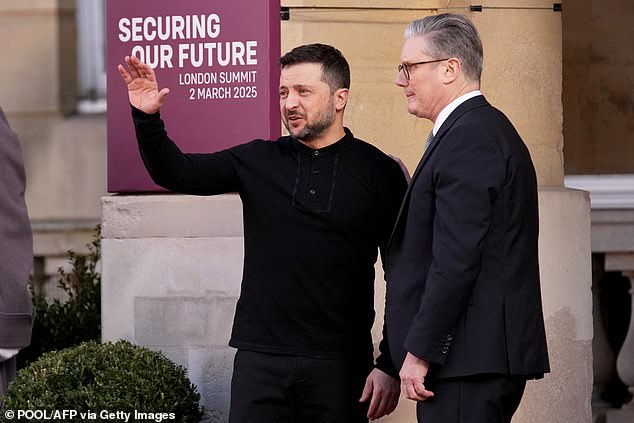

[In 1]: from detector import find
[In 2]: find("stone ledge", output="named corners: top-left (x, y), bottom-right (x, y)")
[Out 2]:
top-left (565, 174), bottom-right (634, 209)
top-left (101, 193), bottom-right (244, 239)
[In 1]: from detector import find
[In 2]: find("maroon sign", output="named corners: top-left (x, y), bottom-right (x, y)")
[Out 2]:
top-left (106, 1), bottom-right (281, 192)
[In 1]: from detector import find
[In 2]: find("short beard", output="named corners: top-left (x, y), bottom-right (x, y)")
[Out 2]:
top-left (284, 99), bottom-right (335, 142)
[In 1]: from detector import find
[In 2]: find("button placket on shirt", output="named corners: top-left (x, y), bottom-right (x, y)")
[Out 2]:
top-left (307, 150), bottom-right (321, 202)
top-left (291, 140), bottom-right (338, 213)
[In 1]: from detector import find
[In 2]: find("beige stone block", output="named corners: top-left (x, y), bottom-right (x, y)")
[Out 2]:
top-left (102, 194), bottom-right (244, 239)
top-left (514, 188), bottom-right (592, 423)
top-left (134, 296), bottom-right (238, 347)
top-left (538, 188), bottom-right (593, 338)
top-left (0, 1), bottom-right (76, 113)
top-left (101, 237), bottom-right (244, 342)
top-left (0, 14), bottom-right (59, 111)
top-left (15, 115), bottom-right (108, 221)
top-left (474, 9), bottom-right (564, 187)
top-left (187, 347), bottom-right (236, 422)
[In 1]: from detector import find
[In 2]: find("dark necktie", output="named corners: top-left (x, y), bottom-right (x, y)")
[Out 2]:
top-left (424, 131), bottom-right (434, 154)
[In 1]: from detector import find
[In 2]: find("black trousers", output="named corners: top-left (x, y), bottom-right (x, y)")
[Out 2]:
top-left (0, 357), bottom-right (17, 396)
top-left (416, 374), bottom-right (527, 423)
top-left (228, 350), bottom-right (372, 423)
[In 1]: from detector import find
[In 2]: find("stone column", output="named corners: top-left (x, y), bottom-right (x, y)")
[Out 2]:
top-left (605, 257), bottom-right (634, 423)
top-left (616, 271), bottom-right (634, 405)
top-left (592, 254), bottom-right (617, 420)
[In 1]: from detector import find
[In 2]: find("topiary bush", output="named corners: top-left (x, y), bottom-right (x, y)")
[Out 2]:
top-left (1, 340), bottom-right (203, 423)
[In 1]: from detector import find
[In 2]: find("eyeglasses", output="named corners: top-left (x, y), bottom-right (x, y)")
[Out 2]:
top-left (398, 58), bottom-right (449, 81)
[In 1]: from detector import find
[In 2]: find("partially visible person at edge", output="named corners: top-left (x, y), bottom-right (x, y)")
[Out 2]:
top-left (118, 43), bottom-right (408, 422)
top-left (0, 107), bottom-right (33, 397)
top-left (385, 13), bottom-right (550, 423)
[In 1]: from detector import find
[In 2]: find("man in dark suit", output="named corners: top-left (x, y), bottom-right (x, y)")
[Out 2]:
top-left (385, 13), bottom-right (550, 423)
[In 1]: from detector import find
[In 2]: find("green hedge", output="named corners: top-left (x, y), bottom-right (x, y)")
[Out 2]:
top-left (18, 226), bottom-right (102, 369)
top-left (1, 340), bottom-right (203, 423)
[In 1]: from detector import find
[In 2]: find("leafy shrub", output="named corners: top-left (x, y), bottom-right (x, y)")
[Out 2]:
top-left (18, 226), bottom-right (102, 369)
top-left (1, 340), bottom-right (203, 423)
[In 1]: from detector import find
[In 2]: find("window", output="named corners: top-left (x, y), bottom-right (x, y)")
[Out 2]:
top-left (76, 0), bottom-right (106, 113)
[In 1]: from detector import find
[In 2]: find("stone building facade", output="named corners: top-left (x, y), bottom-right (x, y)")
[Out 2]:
top-left (2, 1), bottom-right (633, 422)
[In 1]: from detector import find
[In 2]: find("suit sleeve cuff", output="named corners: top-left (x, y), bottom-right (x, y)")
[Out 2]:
top-left (403, 332), bottom-right (454, 367)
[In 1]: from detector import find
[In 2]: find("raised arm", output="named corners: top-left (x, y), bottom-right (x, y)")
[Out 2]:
top-left (117, 55), bottom-right (170, 114)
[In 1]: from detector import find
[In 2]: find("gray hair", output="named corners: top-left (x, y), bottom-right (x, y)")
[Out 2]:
top-left (405, 13), bottom-right (483, 82)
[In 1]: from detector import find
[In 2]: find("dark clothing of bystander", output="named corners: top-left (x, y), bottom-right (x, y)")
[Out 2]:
top-left (0, 107), bottom-right (33, 395)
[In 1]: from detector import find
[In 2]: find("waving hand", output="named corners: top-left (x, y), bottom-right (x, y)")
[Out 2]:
top-left (117, 55), bottom-right (170, 114)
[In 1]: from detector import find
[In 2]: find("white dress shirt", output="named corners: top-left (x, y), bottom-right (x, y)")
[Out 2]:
top-left (433, 90), bottom-right (482, 136)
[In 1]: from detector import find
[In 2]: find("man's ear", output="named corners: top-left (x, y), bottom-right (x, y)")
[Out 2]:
top-left (334, 88), bottom-right (349, 111)
top-left (442, 58), bottom-right (462, 83)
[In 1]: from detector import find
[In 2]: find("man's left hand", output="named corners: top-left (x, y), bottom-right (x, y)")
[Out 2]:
top-left (400, 352), bottom-right (434, 402)
top-left (359, 368), bottom-right (400, 420)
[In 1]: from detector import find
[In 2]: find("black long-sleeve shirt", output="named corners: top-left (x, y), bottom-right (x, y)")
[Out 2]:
top-left (132, 107), bottom-right (407, 376)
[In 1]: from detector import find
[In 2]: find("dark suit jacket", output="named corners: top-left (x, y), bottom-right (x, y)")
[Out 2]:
top-left (385, 95), bottom-right (550, 380)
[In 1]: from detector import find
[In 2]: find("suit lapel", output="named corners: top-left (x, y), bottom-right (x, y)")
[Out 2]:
top-left (386, 96), bottom-right (489, 251)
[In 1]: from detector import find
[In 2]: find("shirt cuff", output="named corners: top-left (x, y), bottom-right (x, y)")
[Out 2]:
top-left (0, 348), bottom-right (19, 362)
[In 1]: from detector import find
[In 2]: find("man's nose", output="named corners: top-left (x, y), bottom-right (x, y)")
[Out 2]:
top-left (285, 92), bottom-right (300, 109)
top-left (395, 70), bottom-right (408, 87)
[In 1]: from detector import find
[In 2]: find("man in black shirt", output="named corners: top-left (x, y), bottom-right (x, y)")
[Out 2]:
top-left (118, 44), bottom-right (407, 422)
